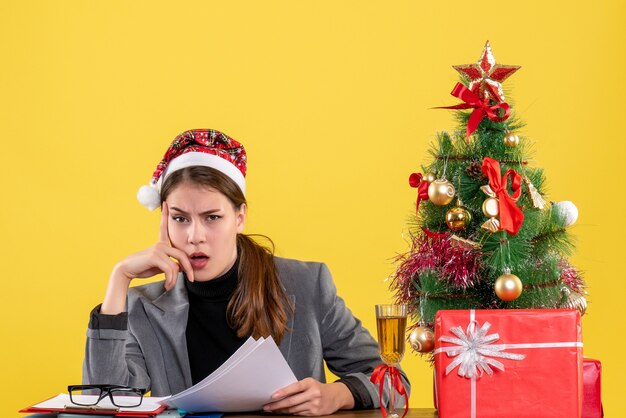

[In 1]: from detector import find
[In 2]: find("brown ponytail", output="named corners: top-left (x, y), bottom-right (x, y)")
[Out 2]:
top-left (161, 166), bottom-right (292, 343)
top-left (229, 234), bottom-right (291, 343)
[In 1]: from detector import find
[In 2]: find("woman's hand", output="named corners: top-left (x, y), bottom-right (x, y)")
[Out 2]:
top-left (263, 378), bottom-right (354, 416)
top-left (100, 203), bottom-right (195, 314)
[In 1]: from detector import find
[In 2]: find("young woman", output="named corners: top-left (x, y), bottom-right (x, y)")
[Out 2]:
top-left (83, 129), bottom-right (410, 416)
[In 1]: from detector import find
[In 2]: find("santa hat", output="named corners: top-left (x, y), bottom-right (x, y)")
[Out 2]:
top-left (137, 129), bottom-right (247, 210)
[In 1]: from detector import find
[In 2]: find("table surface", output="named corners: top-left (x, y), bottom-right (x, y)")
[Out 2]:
top-left (26, 408), bottom-right (438, 418)
top-left (225, 409), bottom-right (437, 418)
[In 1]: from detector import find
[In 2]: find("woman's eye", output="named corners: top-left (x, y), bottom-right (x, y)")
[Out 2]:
top-left (172, 216), bottom-right (187, 223)
top-left (207, 215), bottom-right (221, 221)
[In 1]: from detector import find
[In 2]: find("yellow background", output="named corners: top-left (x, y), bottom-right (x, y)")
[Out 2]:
top-left (1, 1), bottom-right (624, 416)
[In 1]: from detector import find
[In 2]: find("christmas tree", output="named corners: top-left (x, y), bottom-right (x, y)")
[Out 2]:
top-left (391, 41), bottom-right (586, 354)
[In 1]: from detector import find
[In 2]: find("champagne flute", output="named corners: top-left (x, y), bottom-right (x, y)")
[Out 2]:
top-left (375, 304), bottom-right (408, 418)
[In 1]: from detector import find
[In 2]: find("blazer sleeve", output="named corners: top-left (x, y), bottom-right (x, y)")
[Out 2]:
top-left (82, 304), bottom-right (151, 390)
top-left (316, 263), bottom-right (411, 409)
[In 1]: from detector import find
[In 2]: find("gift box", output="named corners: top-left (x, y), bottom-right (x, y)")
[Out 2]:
top-left (583, 358), bottom-right (603, 418)
top-left (434, 309), bottom-right (583, 418)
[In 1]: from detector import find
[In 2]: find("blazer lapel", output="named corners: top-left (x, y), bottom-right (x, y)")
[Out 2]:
top-left (143, 274), bottom-right (193, 390)
top-left (279, 294), bottom-right (296, 361)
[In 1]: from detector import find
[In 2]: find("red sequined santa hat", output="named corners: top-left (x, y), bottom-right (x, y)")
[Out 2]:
top-left (137, 129), bottom-right (247, 210)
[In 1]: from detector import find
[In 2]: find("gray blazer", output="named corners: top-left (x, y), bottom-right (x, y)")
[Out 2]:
top-left (83, 257), bottom-right (409, 408)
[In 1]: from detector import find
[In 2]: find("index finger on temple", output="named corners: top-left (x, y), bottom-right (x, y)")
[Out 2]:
top-left (159, 202), bottom-right (170, 243)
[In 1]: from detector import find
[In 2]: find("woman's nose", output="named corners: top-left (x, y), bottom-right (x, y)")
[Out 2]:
top-left (188, 222), bottom-right (207, 244)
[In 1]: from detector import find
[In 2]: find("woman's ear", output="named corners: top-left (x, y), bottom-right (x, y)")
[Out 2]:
top-left (236, 203), bottom-right (247, 233)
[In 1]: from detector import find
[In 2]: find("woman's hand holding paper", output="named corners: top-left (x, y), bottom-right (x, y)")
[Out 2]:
top-left (264, 378), bottom-right (354, 416)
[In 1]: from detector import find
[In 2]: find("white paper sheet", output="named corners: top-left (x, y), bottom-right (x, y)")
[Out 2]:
top-left (175, 337), bottom-right (264, 399)
top-left (170, 337), bottom-right (261, 399)
top-left (162, 336), bottom-right (297, 413)
top-left (32, 393), bottom-right (170, 413)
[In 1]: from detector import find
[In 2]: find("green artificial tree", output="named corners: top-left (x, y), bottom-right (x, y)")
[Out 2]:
top-left (391, 41), bottom-right (586, 355)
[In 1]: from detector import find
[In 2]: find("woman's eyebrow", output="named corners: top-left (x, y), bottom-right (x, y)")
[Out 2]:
top-left (169, 206), bottom-right (221, 216)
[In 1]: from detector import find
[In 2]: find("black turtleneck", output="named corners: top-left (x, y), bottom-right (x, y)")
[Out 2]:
top-left (185, 258), bottom-right (248, 384)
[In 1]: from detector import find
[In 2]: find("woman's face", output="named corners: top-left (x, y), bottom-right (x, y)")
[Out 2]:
top-left (165, 181), bottom-right (246, 281)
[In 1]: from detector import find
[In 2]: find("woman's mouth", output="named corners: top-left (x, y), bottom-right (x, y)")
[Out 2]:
top-left (189, 252), bottom-right (209, 269)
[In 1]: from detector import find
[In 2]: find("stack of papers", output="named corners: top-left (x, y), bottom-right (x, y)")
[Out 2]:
top-left (160, 336), bottom-right (297, 413)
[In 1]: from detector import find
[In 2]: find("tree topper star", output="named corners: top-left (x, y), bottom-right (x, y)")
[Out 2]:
top-left (453, 41), bottom-right (521, 103)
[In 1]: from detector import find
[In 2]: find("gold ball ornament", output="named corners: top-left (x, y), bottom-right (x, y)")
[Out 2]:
top-left (446, 206), bottom-right (472, 231)
top-left (409, 326), bottom-right (435, 353)
top-left (503, 132), bottom-right (519, 147)
top-left (482, 197), bottom-right (500, 218)
top-left (428, 179), bottom-right (455, 206)
top-left (423, 172), bottom-right (437, 183)
top-left (494, 273), bottom-right (523, 301)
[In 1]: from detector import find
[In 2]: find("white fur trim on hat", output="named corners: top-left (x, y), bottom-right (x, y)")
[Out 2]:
top-left (158, 152), bottom-right (246, 194)
top-left (136, 151), bottom-right (246, 211)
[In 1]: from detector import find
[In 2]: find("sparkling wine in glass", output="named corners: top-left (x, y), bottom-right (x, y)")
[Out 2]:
top-left (375, 304), bottom-right (408, 418)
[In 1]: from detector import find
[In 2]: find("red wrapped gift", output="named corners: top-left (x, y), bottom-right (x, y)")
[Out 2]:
top-left (583, 358), bottom-right (603, 417)
top-left (434, 309), bottom-right (583, 418)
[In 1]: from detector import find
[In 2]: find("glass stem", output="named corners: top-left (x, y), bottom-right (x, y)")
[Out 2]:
top-left (387, 368), bottom-right (397, 417)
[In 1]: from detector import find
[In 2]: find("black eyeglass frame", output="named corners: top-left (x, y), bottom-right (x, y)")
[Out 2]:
top-left (67, 384), bottom-right (148, 408)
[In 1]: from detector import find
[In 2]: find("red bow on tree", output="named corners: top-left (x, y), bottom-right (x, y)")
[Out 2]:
top-left (482, 157), bottom-right (524, 235)
top-left (422, 227), bottom-right (449, 240)
top-left (438, 83), bottom-right (511, 139)
top-left (370, 364), bottom-right (409, 418)
top-left (409, 173), bottom-right (430, 220)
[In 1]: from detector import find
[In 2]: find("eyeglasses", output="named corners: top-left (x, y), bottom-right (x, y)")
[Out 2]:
top-left (68, 385), bottom-right (147, 408)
